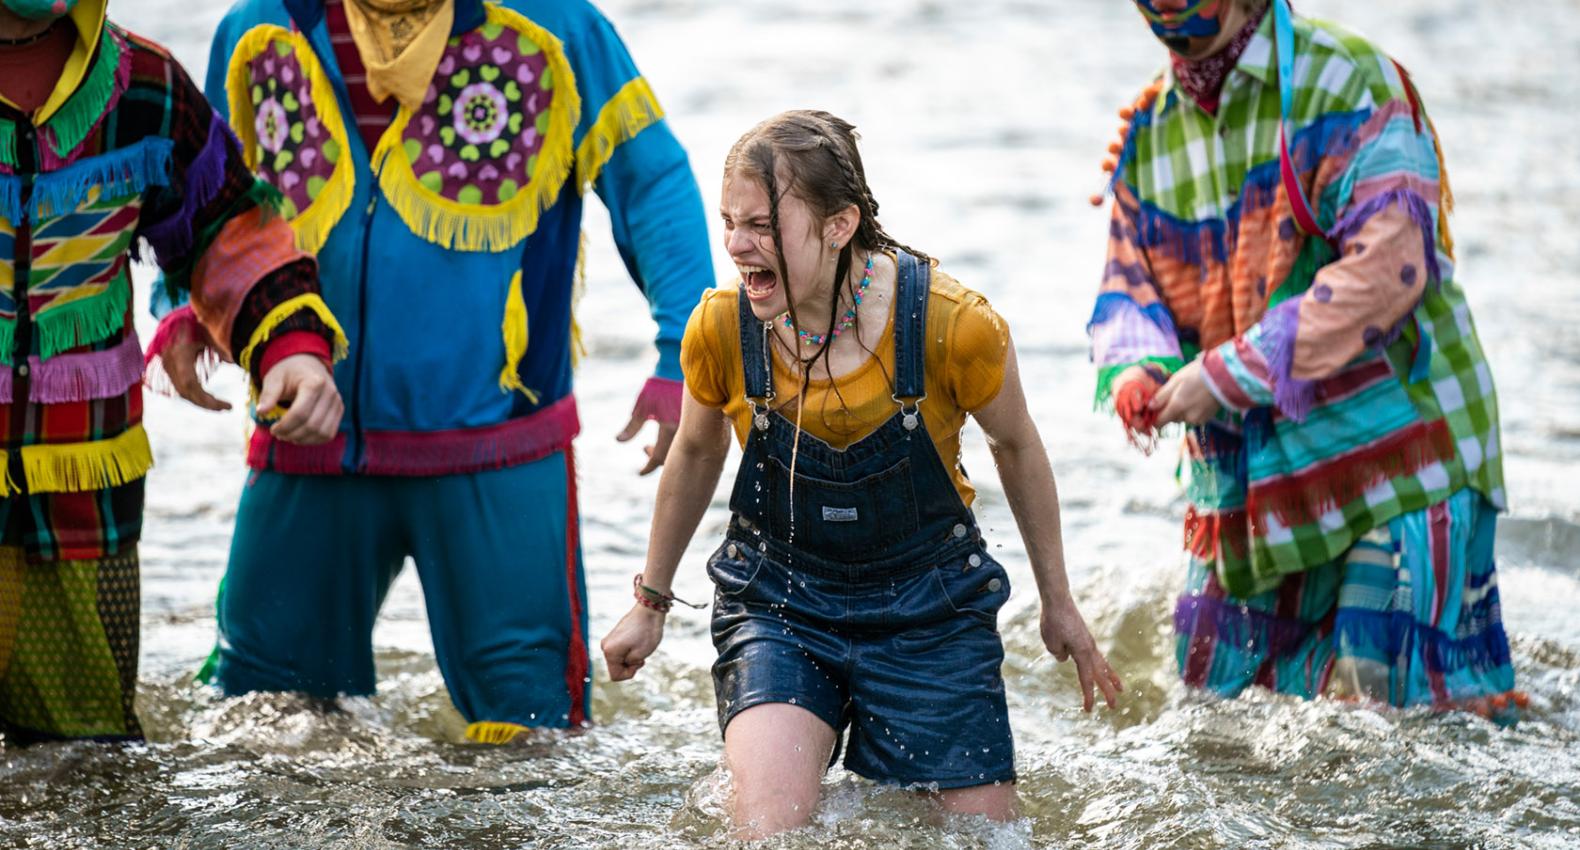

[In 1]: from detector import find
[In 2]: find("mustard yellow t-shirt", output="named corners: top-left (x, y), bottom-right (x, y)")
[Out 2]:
top-left (681, 268), bottom-right (1009, 506)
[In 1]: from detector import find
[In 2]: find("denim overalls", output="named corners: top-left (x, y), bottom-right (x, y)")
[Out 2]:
top-left (708, 251), bottom-right (1016, 789)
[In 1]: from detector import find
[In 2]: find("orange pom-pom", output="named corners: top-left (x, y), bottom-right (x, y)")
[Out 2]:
top-left (1089, 194), bottom-right (1105, 207)
top-left (1107, 141), bottom-right (1122, 155)
top-left (1101, 157), bottom-right (1117, 173)
top-left (1512, 691), bottom-right (1530, 709)
top-left (1118, 106), bottom-right (1135, 121)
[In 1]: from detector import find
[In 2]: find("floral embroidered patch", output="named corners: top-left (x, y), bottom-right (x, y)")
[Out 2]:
top-left (226, 26), bottom-right (355, 253)
top-left (403, 22), bottom-right (554, 206)
top-left (242, 38), bottom-right (342, 220)
top-left (369, 6), bottom-right (577, 251)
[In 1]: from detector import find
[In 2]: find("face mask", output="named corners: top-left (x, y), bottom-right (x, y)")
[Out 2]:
top-left (2, 0), bottom-right (75, 21)
top-left (1133, 0), bottom-right (1225, 41)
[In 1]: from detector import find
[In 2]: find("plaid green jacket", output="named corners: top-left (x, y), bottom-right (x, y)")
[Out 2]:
top-left (1088, 10), bottom-right (1504, 596)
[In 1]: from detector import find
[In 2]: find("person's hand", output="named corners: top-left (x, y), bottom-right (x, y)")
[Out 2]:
top-left (617, 413), bottom-right (678, 476)
top-left (1149, 359), bottom-right (1220, 426)
top-left (259, 354), bottom-right (342, 445)
top-left (601, 604), bottom-right (666, 681)
top-left (166, 336), bottom-right (230, 412)
top-left (1041, 595), bottom-right (1123, 712)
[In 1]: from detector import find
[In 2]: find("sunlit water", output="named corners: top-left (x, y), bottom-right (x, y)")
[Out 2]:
top-left (3, 1), bottom-right (1578, 847)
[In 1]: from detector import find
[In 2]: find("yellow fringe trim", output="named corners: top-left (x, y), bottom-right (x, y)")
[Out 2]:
top-left (227, 25), bottom-right (356, 255)
top-left (19, 423), bottom-right (153, 495)
top-left (569, 230), bottom-right (587, 367)
top-left (236, 293), bottom-right (351, 385)
top-left (370, 4), bottom-right (580, 252)
top-left (574, 76), bottom-right (664, 194)
top-left (498, 270), bottom-right (539, 403)
top-left (0, 450), bottom-right (17, 497)
top-left (1426, 115), bottom-right (1455, 262)
top-left (466, 721), bottom-right (529, 744)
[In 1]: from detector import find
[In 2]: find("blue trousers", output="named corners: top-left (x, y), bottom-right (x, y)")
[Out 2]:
top-left (212, 450), bottom-right (590, 737)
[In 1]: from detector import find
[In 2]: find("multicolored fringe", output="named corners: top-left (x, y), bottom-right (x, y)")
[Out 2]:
top-left (35, 268), bottom-right (132, 360)
top-left (1333, 608), bottom-right (1511, 684)
top-left (140, 114), bottom-right (232, 262)
top-left (1184, 504), bottom-right (1249, 559)
top-left (28, 137), bottom-right (172, 220)
top-left (1123, 109), bottom-right (1369, 267)
top-left (8, 422), bottom-right (153, 496)
top-left (0, 332), bottom-right (143, 404)
top-left (39, 27), bottom-right (132, 170)
top-left (575, 76), bottom-right (664, 192)
top-left (1175, 593), bottom-right (1311, 661)
top-left (1248, 417), bottom-right (1457, 528)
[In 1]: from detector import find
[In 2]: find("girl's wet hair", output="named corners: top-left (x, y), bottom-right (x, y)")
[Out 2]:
top-left (724, 111), bottom-right (926, 426)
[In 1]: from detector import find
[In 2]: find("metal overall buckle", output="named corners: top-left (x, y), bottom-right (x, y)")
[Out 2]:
top-left (749, 397), bottom-right (772, 432)
top-left (892, 392), bottom-right (926, 431)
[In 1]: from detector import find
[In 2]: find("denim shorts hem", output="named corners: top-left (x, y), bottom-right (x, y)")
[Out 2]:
top-left (717, 693), bottom-right (844, 740)
top-left (845, 765), bottom-right (1019, 791)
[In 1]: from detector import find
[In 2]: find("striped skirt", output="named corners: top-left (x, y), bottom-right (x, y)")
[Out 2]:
top-left (1174, 489), bottom-right (1518, 718)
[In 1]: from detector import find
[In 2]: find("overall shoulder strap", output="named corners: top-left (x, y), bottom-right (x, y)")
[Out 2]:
top-left (891, 249), bottom-right (929, 403)
top-left (736, 286), bottom-right (773, 404)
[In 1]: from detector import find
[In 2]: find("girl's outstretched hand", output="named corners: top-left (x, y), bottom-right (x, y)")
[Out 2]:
top-left (1040, 596), bottom-right (1124, 712)
top-left (601, 606), bottom-right (667, 681)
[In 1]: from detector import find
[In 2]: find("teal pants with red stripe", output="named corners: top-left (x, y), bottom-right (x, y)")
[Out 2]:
top-left (211, 450), bottom-right (590, 737)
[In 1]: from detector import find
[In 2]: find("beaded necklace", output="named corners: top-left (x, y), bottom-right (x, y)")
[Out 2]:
top-left (780, 254), bottom-right (875, 346)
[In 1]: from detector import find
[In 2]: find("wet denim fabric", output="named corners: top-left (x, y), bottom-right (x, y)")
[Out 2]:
top-left (709, 250), bottom-right (1015, 789)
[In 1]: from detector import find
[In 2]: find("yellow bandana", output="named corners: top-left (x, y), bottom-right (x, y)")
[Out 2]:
top-left (342, 0), bottom-right (452, 112)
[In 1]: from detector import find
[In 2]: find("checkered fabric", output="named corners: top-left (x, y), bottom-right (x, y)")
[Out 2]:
top-left (1090, 11), bottom-right (1504, 596)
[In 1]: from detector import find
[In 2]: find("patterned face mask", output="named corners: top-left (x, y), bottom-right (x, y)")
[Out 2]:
top-left (1132, 0), bottom-right (1225, 41)
top-left (2, 0), bottom-right (76, 21)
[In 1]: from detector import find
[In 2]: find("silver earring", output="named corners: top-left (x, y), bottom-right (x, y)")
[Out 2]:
top-left (830, 241), bottom-right (840, 249)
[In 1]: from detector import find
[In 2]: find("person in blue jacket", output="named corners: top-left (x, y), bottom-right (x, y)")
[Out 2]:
top-left (187, 0), bottom-right (713, 739)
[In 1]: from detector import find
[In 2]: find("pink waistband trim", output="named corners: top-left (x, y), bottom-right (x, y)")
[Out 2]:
top-left (247, 395), bottom-right (580, 477)
top-left (0, 332), bottom-right (144, 404)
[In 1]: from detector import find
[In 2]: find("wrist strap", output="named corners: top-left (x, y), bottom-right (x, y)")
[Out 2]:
top-left (632, 574), bottom-right (704, 613)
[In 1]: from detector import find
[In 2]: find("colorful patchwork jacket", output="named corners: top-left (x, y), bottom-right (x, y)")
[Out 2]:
top-left (0, 0), bottom-right (342, 562)
top-left (1089, 11), bottom-right (1504, 596)
top-left (205, 0), bottom-right (712, 476)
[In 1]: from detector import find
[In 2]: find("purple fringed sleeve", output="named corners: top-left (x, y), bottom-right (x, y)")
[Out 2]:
top-left (1330, 187), bottom-right (1442, 288)
top-left (1232, 296), bottom-right (1317, 423)
top-left (141, 112), bottom-right (233, 264)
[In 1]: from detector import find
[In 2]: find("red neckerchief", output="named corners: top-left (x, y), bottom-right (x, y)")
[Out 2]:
top-left (1170, 5), bottom-right (1268, 115)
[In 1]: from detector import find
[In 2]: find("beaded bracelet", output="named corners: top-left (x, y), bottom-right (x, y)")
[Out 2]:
top-left (632, 574), bottom-right (704, 613)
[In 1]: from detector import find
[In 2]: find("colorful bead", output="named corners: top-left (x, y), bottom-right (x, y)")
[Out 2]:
top-left (781, 256), bottom-right (876, 346)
